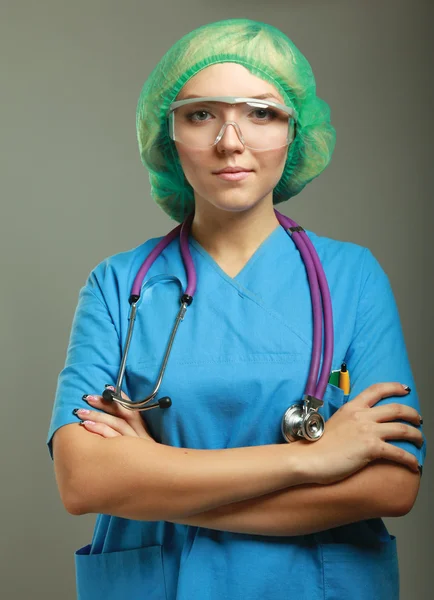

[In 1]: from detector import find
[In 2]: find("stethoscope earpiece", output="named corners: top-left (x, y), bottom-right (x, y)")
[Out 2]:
top-left (158, 397), bottom-right (172, 409)
top-left (102, 388), bottom-right (115, 402)
top-left (101, 387), bottom-right (172, 411)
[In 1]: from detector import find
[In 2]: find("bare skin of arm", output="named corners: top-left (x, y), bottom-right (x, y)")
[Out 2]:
top-left (53, 383), bottom-right (422, 528)
top-left (165, 460), bottom-right (421, 536)
top-left (53, 423), bottom-right (311, 520)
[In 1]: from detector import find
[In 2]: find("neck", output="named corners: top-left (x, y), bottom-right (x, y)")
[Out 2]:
top-left (190, 198), bottom-right (281, 264)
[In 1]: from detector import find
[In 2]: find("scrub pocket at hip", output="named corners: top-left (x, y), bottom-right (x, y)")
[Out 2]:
top-left (75, 543), bottom-right (168, 600)
top-left (320, 535), bottom-right (399, 600)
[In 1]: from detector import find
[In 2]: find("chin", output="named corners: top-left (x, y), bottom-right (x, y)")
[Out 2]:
top-left (209, 195), bottom-right (263, 213)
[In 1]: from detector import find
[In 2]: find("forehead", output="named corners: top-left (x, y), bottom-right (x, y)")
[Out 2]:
top-left (176, 63), bottom-right (284, 103)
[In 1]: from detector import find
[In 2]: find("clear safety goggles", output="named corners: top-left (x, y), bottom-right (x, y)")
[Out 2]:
top-left (167, 96), bottom-right (297, 151)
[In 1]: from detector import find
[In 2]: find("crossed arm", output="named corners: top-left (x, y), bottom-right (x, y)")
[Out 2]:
top-left (54, 423), bottom-right (420, 537)
top-left (166, 459), bottom-right (420, 536)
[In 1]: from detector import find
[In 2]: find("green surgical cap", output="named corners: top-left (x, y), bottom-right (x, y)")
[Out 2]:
top-left (136, 18), bottom-right (336, 223)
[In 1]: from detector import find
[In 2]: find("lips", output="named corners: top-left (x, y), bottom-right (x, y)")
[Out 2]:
top-left (213, 167), bottom-right (252, 174)
top-left (214, 170), bottom-right (252, 182)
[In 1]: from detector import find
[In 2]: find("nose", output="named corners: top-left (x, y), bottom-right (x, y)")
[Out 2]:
top-left (215, 122), bottom-right (245, 153)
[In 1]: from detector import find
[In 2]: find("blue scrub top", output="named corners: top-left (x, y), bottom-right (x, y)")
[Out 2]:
top-left (47, 225), bottom-right (426, 600)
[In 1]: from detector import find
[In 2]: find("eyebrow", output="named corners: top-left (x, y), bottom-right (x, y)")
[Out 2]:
top-left (179, 93), bottom-right (282, 102)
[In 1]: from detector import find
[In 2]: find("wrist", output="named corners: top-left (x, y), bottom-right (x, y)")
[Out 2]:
top-left (286, 440), bottom-right (319, 486)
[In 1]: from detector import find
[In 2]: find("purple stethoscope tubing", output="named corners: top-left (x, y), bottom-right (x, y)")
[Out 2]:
top-left (128, 209), bottom-right (333, 404)
top-left (275, 211), bottom-right (333, 401)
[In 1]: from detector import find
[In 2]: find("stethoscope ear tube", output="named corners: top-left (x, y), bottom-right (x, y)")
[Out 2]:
top-left (275, 211), bottom-right (333, 443)
top-left (102, 211), bottom-right (333, 443)
top-left (103, 272), bottom-right (190, 411)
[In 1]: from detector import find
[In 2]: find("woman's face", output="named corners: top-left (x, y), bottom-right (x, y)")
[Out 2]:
top-left (173, 63), bottom-right (289, 216)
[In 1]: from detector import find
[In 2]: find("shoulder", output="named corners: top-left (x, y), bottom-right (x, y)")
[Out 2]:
top-left (305, 228), bottom-right (372, 270)
top-left (92, 236), bottom-right (166, 279)
top-left (303, 229), bottom-right (389, 295)
top-left (82, 235), bottom-right (168, 305)
top-left (90, 234), bottom-right (173, 282)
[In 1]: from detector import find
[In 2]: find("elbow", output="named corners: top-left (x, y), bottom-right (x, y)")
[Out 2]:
top-left (392, 485), bottom-right (420, 517)
top-left (364, 461), bottom-right (421, 518)
top-left (52, 424), bottom-right (103, 516)
top-left (58, 473), bottom-right (91, 516)
top-left (64, 496), bottom-right (87, 516)
top-left (384, 468), bottom-right (421, 517)
top-left (63, 482), bottom-right (90, 515)
top-left (54, 455), bottom-right (93, 515)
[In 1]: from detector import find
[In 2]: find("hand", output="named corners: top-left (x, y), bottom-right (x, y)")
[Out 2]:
top-left (74, 386), bottom-right (156, 443)
top-left (298, 382), bottom-right (423, 485)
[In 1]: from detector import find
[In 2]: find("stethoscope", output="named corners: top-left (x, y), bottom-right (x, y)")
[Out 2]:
top-left (102, 209), bottom-right (334, 442)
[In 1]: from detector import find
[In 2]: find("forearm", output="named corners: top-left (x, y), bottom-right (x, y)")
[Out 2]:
top-left (69, 429), bottom-right (309, 520)
top-left (167, 460), bottom-right (405, 536)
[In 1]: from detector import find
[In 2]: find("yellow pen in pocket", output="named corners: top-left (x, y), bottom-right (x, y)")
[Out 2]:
top-left (339, 362), bottom-right (350, 394)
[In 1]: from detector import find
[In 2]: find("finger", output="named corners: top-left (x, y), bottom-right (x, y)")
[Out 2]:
top-left (374, 440), bottom-right (420, 473)
top-left (86, 389), bottom-right (141, 420)
top-left (75, 407), bottom-right (138, 437)
top-left (104, 385), bottom-right (131, 404)
top-left (80, 420), bottom-right (121, 438)
top-left (362, 403), bottom-right (422, 427)
top-left (377, 421), bottom-right (424, 449)
top-left (86, 393), bottom-right (151, 438)
top-left (102, 386), bottom-right (155, 436)
top-left (353, 382), bottom-right (412, 409)
top-left (90, 386), bottom-right (134, 415)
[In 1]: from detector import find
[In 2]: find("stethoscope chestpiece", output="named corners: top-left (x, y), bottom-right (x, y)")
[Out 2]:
top-left (281, 395), bottom-right (325, 443)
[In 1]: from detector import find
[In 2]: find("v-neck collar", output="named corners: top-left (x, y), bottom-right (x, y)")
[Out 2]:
top-left (189, 224), bottom-right (284, 284)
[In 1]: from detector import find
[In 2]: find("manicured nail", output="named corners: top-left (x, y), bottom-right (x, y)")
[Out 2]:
top-left (105, 384), bottom-right (114, 389)
top-left (79, 420), bottom-right (96, 426)
top-left (418, 465), bottom-right (423, 476)
top-left (401, 384), bottom-right (411, 392)
top-left (82, 394), bottom-right (88, 400)
top-left (73, 408), bottom-right (91, 416)
top-left (420, 417), bottom-right (423, 425)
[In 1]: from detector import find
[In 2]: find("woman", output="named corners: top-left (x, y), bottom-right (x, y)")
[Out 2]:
top-left (48, 19), bottom-right (426, 600)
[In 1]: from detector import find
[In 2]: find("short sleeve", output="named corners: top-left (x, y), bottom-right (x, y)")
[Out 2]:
top-left (46, 265), bottom-right (122, 460)
top-left (344, 248), bottom-right (426, 470)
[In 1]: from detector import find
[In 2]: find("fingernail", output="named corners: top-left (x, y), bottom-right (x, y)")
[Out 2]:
top-left (82, 394), bottom-right (88, 400)
top-left (418, 465), bottom-right (423, 476)
top-left (79, 420), bottom-right (96, 426)
top-left (105, 384), bottom-right (114, 389)
top-left (75, 408), bottom-right (91, 415)
top-left (401, 384), bottom-right (411, 392)
top-left (420, 417), bottom-right (423, 425)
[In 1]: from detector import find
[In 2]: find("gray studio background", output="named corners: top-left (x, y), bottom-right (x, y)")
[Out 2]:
top-left (2, 1), bottom-right (433, 598)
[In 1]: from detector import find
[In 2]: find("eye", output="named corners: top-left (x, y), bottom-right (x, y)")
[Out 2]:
top-left (250, 108), bottom-right (277, 121)
top-left (186, 110), bottom-right (213, 122)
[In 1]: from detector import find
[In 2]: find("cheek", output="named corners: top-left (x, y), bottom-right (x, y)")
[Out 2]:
top-left (175, 146), bottom-right (207, 186)
top-left (258, 149), bottom-right (288, 184)
top-left (275, 147), bottom-right (290, 172)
